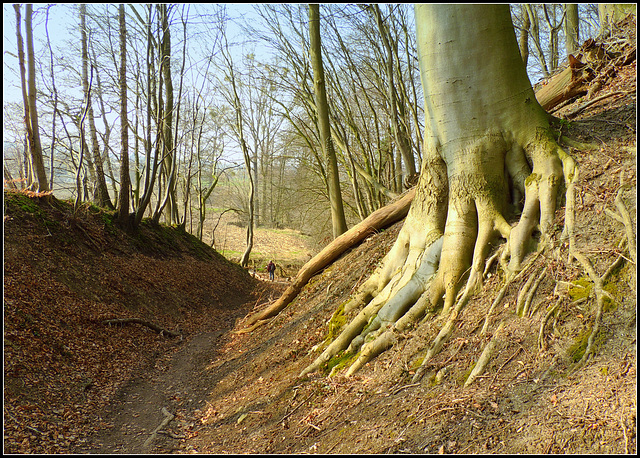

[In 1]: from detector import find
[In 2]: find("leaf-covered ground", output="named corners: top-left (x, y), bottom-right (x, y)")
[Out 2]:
top-left (3, 195), bottom-right (275, 454)
top-left (4, 17), bottom-right (636, 455)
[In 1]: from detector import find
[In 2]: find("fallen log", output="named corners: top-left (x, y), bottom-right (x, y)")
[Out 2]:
top-left (102, 318), bottom-right (181, 338)
top-left (535, 54), bottom-right (594, 112)
top-left (536, 25), bottom-right (636, 113)
top-left (238, 187), bottom-right (416, 331)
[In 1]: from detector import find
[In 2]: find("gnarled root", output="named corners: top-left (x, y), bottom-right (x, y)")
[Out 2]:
top-left (302, 127), bottom-right (576, 380)
top-left (464, 321), bottom-right (505, 387)
top-left (300, 236), bottom-right (443, 377)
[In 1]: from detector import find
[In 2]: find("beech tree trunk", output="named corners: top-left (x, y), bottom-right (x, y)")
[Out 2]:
top-left (302, 4), bottom-right (575, 378)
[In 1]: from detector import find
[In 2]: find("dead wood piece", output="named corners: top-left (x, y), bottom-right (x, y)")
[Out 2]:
top-left (536, 29), bottom-right (636, 114)
top-left (536, 55), bottom-right (594, 112)
top-left (103, 318), bottom-right (181, 338)
top-left (241, 187), bottom-right (416, 329)
top-left (144, 407), bottom-right (175, 448)
top-left (566, 89), bottom-right (634, 118)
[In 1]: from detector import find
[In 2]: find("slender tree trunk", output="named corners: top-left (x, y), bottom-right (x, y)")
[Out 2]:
top-left (220, 28), bottom-right (254, 267)
top-left (80, 4), bottom-right (113, 209)
top-left (117, 4), bottom-right (131, 227)
top-left (45, 6), bottom-right (57, 189)
top-left (154, 4), bottom-right (177, 225)
top-left (525, 5), bottom-right (550, 78)
top-left (564, 4), bottom-right (580, 56)
top-left (543, 4), bottom-right (563, 72)
top-left (15, 4), bottom-right (49, 193)
top-left (309, 4), bottom-right (347, 239)
top-left (372, 5), bottom-right (416, 179)
top-left (134, 5), bottom-right (160, 227)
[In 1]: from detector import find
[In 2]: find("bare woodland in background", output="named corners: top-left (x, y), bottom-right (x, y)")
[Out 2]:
top-left (3, 4), bottom-right (613, 248)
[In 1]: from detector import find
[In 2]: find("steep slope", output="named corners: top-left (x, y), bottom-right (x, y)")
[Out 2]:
top-left (4, 16), bottom-right (636, 455)
top-left (3, 194), bottom-right (269, 454)
top-left (147, 23), bottom-right (635, 454)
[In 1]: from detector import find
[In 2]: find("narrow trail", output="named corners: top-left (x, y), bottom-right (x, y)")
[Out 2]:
top-left (77, 279), bottom-right (287, 454)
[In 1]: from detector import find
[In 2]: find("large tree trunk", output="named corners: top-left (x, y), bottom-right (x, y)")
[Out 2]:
top-left (302, 4), bottom-right (575, 378)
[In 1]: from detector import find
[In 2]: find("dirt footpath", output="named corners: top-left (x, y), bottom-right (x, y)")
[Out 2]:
top-left (79, 327), bottom-right (246, 453)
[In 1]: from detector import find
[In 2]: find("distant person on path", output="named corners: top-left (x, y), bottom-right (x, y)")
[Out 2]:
top-left (267, 260), bottom-right (276, 281)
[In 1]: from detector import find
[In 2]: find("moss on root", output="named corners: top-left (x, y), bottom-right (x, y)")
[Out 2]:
top-left (568, 325), bottom-right (608, 363)
top-left (324, 302), bottom-right (348, 345)
top-left (324, 350), bottom-right (358, 376)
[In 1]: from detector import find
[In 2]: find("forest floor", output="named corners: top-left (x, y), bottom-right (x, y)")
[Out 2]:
top-left (3, 23), bottom-right (637, 456)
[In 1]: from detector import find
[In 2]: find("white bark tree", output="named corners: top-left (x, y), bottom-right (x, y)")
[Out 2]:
top-left (302, 4), bottom-right (576, 378)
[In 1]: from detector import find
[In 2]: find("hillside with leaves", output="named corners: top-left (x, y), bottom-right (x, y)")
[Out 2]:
top-left (3, 194), bottom-right (279, 453)
top-left (3, 14), bottom-right (637, 455)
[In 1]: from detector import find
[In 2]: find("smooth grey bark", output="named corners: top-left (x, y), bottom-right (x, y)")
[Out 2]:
top-left (303, 4), bottom-right (576, 377)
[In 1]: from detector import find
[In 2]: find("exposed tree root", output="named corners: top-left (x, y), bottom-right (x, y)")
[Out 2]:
top-left (464, 320), bottom-right (505, 387)
top-left (570, 249), bottom-right (625, 369)
top-left (238, 188), bottom-right (416, 333)
top-left (481, 247), bottom-right (543, 335)
top-left (568, 171), bottom-right (634, 369)
top-left (538, 299), bottom-right (561, 351)
top-left (102, 318), bottom-right (181, 338)
top-left (301, 126), bottom-right (577, 380)
top-left (518, 265), bottom-right (549, 317)
top-left (143, 407), bottom-right (174, 449)
top-left (612, 175), bottom-right (636, 265)
top-left (297, 4), bottom-right (634, 384)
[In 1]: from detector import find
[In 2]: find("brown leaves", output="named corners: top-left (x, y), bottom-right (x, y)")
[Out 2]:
top-left (3, 193), bottom-right (260, 453)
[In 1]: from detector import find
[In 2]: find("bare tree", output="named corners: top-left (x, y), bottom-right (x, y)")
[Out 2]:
top-left (309, 4), bottom-right (347, 239)
top-left (371, 4), bottom-right (416, 180)
top-left (80, 4), bottom-right (113, 208)
top-left (14, 4), bottom-right (49, 193)
top-left (117, 4), bottom-right (131, 227)
top-left (219, 22), bottom-right (255, 267)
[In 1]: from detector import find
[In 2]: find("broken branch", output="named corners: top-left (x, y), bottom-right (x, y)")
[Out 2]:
top-left (102, 318), bottom-right (181, 338)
